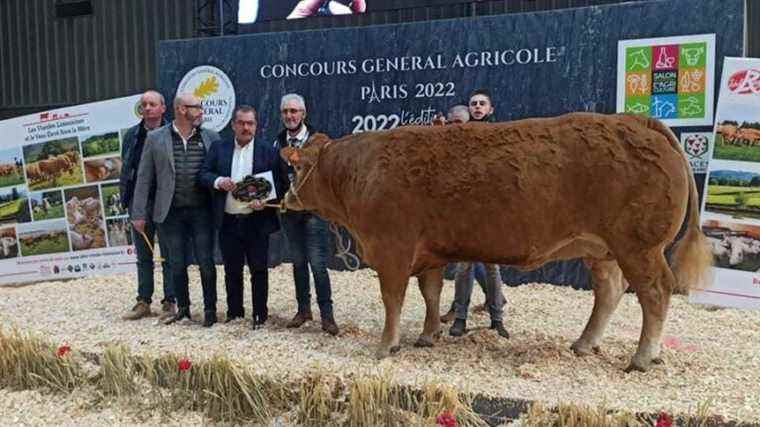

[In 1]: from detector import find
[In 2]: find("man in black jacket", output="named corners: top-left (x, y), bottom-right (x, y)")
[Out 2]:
top-left (120, 90), bottom-right (176, 321)
top-left (200, 105), bottom-right (285, 329)
top-left (275, 93), bottom-right (339, 336)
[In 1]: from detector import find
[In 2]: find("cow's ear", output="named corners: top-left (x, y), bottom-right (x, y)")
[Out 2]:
top-left (280, 147), bottom-right (299, 165)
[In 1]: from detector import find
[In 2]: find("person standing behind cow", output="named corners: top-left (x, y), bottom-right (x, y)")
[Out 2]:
top-left (120, 90), bottom-right (176, 321)
top-left (131, 93), bottom-right (220, 327)
top-left (200, 105), bottom-right (285, 330)
top-left (274, 93), bottom-right (339, 336)
top-left (447, 89), bottom-right (509, 338)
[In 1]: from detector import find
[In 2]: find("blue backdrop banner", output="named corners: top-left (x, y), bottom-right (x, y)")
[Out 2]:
top-left (158, 0), bottom-right (744, 287)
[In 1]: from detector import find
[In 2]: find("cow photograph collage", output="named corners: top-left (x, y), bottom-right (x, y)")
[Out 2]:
top-left (0, 131), bottom-right (130, 259)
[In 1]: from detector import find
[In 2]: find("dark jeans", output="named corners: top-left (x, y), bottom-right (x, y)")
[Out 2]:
top-left (157, 206), bottom-right (217, 312)
top-left (281, 212), bottom-right (333, 318)
top-left (219, 213), bottom-right (270, 321)
top-left (132, 218), bottom-right (174, 304)
top-left (447, 262), bottom-right (487, 312)
top-left (453, 262), bottom-right (506, 322)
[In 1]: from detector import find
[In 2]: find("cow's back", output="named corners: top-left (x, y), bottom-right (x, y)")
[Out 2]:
top-left (340, 113), bottom-right (688, 267)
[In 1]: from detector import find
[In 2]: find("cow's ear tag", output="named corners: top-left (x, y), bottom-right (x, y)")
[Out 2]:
top-left (289, 151), bottom-right (300, 165)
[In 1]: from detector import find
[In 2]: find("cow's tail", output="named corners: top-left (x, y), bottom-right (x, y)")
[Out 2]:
top-left (647, 117), bottom-right (713, 294)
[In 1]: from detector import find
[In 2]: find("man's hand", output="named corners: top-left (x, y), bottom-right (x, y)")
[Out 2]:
top-left (249, 199), bottom-right (266, 211)
top-left (132, 219), bottom-right (146, 234)
top-left (218, 177), bottom-right (236, 192)
top-left (432, 112), bottom-right (446, 126)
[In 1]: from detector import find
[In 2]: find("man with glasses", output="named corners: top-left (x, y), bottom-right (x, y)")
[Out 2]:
top-left (131, 93), bottom-right (221, 327)
top-left (274, 93), bottom-right (339, 336)
top-left (200, 105), bottom-right (285, 330)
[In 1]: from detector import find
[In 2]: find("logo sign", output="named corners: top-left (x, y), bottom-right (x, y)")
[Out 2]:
top-left (681, 132), bottom-right (712, 173)
top-left (727, 69), bottom-right (760, 95)
top-left (616, 34), bottom-right (716, 127)
top-left (177, 65), bottom-right (236, 132)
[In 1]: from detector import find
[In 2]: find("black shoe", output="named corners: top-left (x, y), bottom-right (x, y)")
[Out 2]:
top-left (449, 318), bottom-right (467, 337)
top-left (490, 320), bottom-right (510, 339)
top-left (162, 307), bottom-right (191, 325)
top-left (203, 311), bottom-right (217, 328)
top-left (224, 314), bottom-right (243, 324)
top-left (252, 316), bottom-right (267, 330)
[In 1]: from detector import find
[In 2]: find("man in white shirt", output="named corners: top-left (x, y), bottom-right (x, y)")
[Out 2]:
top-left (200, 105), bottom-right (285, 329)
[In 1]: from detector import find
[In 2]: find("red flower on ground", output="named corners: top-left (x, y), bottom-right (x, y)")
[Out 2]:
top-left (655, 410), bottom-right (673, 427)
top-left (178, 357), bottom-right (192, 372)
top-left (56, 344), bottom-right (71, 357)
top-left (436, 410), bottom-right (457, 427)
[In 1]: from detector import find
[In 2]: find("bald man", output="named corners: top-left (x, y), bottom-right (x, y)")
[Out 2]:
top-left (131, 93), bottom-right (221, 327)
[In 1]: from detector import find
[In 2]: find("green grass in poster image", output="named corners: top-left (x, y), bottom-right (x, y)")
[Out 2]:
top-left (0, 170), bottom-right (25, 187)
top-left (19, 233), bottom-right (70, 256)
top-left (713, 134), bottom-right (760, 162)
top-left (81, 132), bottom-right (120, 158)
top-left (32, 204), bottom-right (65, 221)
top-left (706, 184), bottom-right (760, 219)
top-left (0, 198), bottom-right (29, 223)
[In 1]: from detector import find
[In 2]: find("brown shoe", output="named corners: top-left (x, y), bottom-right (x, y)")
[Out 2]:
top-left (159, 301), bottom-right (177, 321)
top-left (122, 301), bottom-right (151, 320)
top-left (321, 317), bottom-right (339, 336)
top-left (287, 311), bottom-right (313, 328)
top-left (440, 309), bottom-right (456, 323)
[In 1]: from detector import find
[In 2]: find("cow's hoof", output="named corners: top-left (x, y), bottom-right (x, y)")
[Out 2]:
top-left (652, 357), bottom-right (664, 365)
top-left (623, 362), bottom-right (648, 373)
top-left (375, 345), bottom-right (401, 359)
top-left (414, 336), bottom-right (434, 348)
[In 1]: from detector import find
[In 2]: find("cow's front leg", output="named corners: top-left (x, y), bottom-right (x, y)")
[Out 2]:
top-left (375, 268), bottom-right (410, 359)
top-left (414, 267), bottom-right (444, 348)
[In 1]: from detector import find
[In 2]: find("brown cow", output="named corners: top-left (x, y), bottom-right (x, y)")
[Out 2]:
top-left (279, 112), bottom-right (712, 372)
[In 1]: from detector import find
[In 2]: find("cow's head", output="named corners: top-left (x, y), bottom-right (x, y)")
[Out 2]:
top-left (279, 133), bottom-right (332, 211)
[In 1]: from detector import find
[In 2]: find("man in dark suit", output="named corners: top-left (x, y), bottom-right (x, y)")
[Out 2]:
top-left (200, 105), bottom-right (284, 329)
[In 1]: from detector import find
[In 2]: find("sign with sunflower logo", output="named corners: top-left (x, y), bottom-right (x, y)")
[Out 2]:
top-left (177, 65), bottom-right (236, 132)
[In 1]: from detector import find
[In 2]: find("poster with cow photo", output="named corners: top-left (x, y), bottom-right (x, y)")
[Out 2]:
top-left (22, 137), bottom-right (84, 191)
top-left (0, 94), bottom-right (141, 285)
top-left (64, 185), bottom-right (107, 252)
top-left (693, 57), bottom-right (760, 310)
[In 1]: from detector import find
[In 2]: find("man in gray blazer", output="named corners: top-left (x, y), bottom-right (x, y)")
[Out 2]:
top-left (131, 93), bottom-right (221, 327)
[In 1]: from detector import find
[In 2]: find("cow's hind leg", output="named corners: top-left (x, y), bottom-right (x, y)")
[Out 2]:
top-left (375, 267), bottom-right (410, 359)
top-left (572, 259), bottom-right (629, 356)
top-left (618, 252), bottom-right (674, 372)
top-left (414, 267), bottom-right (444, 348)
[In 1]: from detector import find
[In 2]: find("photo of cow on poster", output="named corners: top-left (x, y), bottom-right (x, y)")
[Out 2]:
top-left (0, 147), bottom-right (26, 188)
top-left (17, 220), bottom-right (70, 256)
top-left (29, 190), bottom-right (65, 221)
top-left (63, 185), bottom-right (107, 251)
top-left (22, 137), bottom-right (84, 191)
top-left (100, 183), bottom-right (125, 217)
top-left (106, 217), bottom-right (132, 247)
top-left (704, 220), bottom-right (760, 272)
top-left (0, 226), bottom-right (19, 259)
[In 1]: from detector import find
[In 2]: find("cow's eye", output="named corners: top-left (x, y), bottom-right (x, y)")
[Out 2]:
top-left (294, 165), bottom-right (303, 172)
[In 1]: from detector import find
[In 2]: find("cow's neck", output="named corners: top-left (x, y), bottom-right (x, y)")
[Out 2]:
top-left (310, 145), bottom-right (351, 226)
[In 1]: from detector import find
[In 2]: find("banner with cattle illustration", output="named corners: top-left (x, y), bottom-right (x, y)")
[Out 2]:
top-left (0, 95), bottom-right (141, 285)
top-left (693, 57), bottom-right (760, 309)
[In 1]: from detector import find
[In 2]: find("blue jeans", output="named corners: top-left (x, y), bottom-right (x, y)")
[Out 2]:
top-left (157, 206), bottom-right (217, 312)
top-left (281, 212), bottom-right (333, 318)
top-left (132, 218), bottom-right (174, 304)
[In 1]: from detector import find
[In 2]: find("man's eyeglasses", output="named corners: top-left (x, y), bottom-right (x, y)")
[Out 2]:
top-left (282, 108), bottom-right (303, 114)
top-left (183, 104), bottom-right (202, 109)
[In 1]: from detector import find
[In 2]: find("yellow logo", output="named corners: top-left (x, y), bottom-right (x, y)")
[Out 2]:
top-left (193, 76), bottom-right (219, 99)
